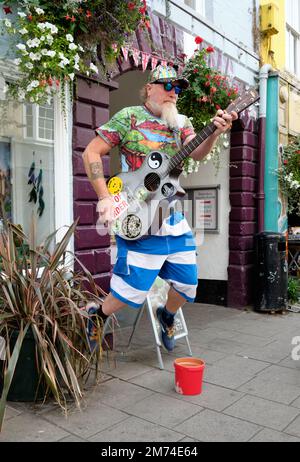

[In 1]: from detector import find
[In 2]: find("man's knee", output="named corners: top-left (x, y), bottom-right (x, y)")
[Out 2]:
top-left (102, 292), bottom-right (127, 316)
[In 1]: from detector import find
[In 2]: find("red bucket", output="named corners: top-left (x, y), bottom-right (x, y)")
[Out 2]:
top-left (174, 358), bottom-right (205, 396)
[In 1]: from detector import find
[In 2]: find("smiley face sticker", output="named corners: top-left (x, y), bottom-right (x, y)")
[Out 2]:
top-left (108, 176), bottom-right (123, 195)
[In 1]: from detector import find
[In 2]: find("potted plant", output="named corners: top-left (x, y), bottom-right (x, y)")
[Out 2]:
top-left (0, 216), bottom-right (106, 431)
top-left (288, 277), bottom-right (300, 312)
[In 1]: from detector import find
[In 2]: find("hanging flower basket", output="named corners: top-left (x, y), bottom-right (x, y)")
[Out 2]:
top-left (0, 1), bottom-right (149, 105)
top-left (177, 37), bottom-right (239, 175)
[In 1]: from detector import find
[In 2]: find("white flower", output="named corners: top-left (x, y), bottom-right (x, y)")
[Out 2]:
top-left (14, 58), bottom-right (21, 65)
top-left (74, 63), bottom-right (80, 71)
top-left (4, 19), bottom-right (11, 27)
top-left (74, 53), bottom-right (80, 63)
top-left (66, 34), bottom-right (74, 42)
top-left (35, 7), bottom-right (45, 15)
top-left (90, 63), bottom-right (98, 74)
top-left (18, 90), bottom-right (26, 100)
top-left (46, 35), bottom-right (53, 45)
top-left (18, 12), bottom-right (27, 18)
top-left (68, 73), bottom-right (75, 81)
top-left (40, 36), bottom-right (46, 41)
top-left (27, 38), bottom-right (40, 48)
top-left (69, 43), bottom-right (77, 51)
top-left (25, 62), bottom-right (34, 69)
top-left (78, 44), bottom-right (84, 52)
top-left (41, 49), bottom-right (49, 55)
top-left (16, 43), bottom-right (26, 51)
top-left (19, 28), bottom-right (28, 35)
top-left (37, 23), bottom-right (47, 31)
top-left (31, 80), bottom-right (39, 88)
top-left (47, 50), bottom-right (56, 57)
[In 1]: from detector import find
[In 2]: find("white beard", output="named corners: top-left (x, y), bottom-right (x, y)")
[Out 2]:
top-left (149, 101), bottom-right (179, 130)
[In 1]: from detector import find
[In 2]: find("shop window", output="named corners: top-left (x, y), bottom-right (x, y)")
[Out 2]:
top-left (0, 91), bottom-right (55, 244)
top-left (286, 0), bottom-right (300, 76)
top-left (25, 102), bottom-right (54, 142)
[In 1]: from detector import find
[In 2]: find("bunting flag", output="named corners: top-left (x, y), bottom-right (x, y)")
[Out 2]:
top-left (151, 55), bottom-right (158, 70)
top-left (141, 52), bottom-right (150, 72)
top-left (121, 47), bottom-right (129, 61)
top-left (132, 48), bottom-right (140, 67)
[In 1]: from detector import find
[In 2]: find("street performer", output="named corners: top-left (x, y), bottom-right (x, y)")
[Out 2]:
top-left (82, 65), bottom-right (238, 351)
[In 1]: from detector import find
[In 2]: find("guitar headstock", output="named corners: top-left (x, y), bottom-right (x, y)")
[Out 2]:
top-left (226, 88), bottom-right (260, 115)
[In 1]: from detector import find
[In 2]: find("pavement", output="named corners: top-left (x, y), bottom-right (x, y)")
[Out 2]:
top-left (1, 303), bottom-right (300, 443)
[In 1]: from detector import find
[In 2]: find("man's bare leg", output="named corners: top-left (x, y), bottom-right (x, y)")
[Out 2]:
top-left (102, 292), bottom-right (126, 316)
top-left (165, 287), bottom-right (187, 314)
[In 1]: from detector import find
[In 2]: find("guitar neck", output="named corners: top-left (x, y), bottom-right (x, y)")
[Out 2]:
top-left (167, 121), bottom-right (217, 173)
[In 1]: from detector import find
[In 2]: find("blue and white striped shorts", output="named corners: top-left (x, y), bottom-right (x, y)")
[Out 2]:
top-left (110, 232), bottom-right (198, 309)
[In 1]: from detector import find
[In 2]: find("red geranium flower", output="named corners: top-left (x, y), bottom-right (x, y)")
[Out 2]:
top-left (28, 14), bottom-right (33, 21)
top-left (139, 6), bottom-right (147, 14)
top-left (210, 87), bottom-right (217, 94)
top-left (70, 15), bottom-right (76, 22)
top-left (86, 10), bottom-right (92, 18)
top-left (128, 2), bottom-right (136, 10)
top-left (206, 46), bottom-right (215, 53)
top-left (3, 6), bottom-right (12, 14)
top-left (195, 36), bottom-right (204, 45)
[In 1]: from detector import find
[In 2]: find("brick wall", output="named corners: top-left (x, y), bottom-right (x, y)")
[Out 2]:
top-left (72, 76), bottom-right (118, 293)
top-left (228, 118), bottom-right (259, 307)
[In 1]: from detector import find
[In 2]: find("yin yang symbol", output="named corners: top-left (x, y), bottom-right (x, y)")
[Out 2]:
top-left (148, 152), bottom-right (162, 170)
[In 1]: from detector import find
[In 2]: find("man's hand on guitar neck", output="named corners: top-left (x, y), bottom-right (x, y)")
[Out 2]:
top-left (213, 109), bottom-right (238, 136)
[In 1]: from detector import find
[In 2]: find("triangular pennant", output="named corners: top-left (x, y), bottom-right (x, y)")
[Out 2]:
top-left (121, 47), bottom-right (129, 61)
top-left (151, 55), bottom-right (158, 70)
top-left (141, 52), bottom-right (150, 72)
top-left (132, 48), bottom-right (140, 67)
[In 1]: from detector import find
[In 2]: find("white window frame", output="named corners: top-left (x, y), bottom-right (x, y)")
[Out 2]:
top-left (183, 0), bottom-right (205, 16)
top-left (23, 103), bottom-right (54, 143)
top-left (286, 0), bottom-right (300, 76)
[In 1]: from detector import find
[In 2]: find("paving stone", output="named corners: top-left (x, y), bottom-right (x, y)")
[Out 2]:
top-left (238, 375), bottom-right (300, 405)
top-left (44, 402), bottom-right (129, 439)
top-left (102, 359), bottom-right (154, 380)
top-left (123, 393), bottom-right (201, 428)
top-left (0, 414), bottom-right (70, 442)
top-left (204, 355), bottom-right (268, 389)
top-left (291, 396), bottom-right (300, 409)
top-left (284, 414), bottom-right (300, 438)
top-left (4, 405), bottom-right (23, 421)
top-left (191, 338), bottom-right (246, 355)
top-left (256, 365), bottom-right (300, 387)
top-left (237, 341), bottom-right (294, 364)
top-left (129, 369), bottom-right (175, 394)
top-left (174, 409), bottom-right (261, 442)
top-left (179, 382), bottom-right (245, 412)
top-left (249, 428), bottom-right (300, 442)
top-left (87, 378), bottom-right (154, 410)
top-left (89, 416), bottom-right (184, 442)
top-left (279, 356), bottom-right (300, 370)
top-left (224, 395), bottom-right (300, 431)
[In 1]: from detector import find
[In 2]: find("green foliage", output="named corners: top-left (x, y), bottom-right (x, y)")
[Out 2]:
top-left (288, 277), bottom-right (300, 304)
top-left (0, 217), bottom-right (106, 431)
top-left (0, 1), bottom-right (149, 105)
top-left (278, 137), bottom-right (300, 217)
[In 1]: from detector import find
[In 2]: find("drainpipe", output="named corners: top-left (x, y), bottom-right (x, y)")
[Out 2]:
top-left (257, 64), bottom-right (273, 233)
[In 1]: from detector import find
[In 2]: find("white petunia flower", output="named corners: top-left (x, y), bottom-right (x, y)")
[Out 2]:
top-left (35, 7), bottom-right (45, 15)
top-left (37, 23), bottom-right (47, 30)
top-left (4, 19), bottom-right (11, 27)
top-left (16, 43), bottom-right (26, 51)
top-left (47, 50), bottom-right (56, 57)
top-left (19, 28), bottom-right (28, 35)
top-left (14, 58), bottom-right (21, 65)
top-left (89, 63), bottom-right (98, 74)
top-left (25, 62), bottom-right (34, 69)
top-left (68, 73), bottom-right (75, 81)
top-left (59, 61), bottom-right (66, 68)
top-left (69, 43), bottom-right (77, 50)
top-left (66, 34), bottom-right (74, 42)
top-left (18, 12), bottom-right (27, 18)
top-left (40, 36), bottom-right (46, 41)
top-left (78, 44), bottom-right (84, 52)
top-left (31, 81), bottom-right (39, 88)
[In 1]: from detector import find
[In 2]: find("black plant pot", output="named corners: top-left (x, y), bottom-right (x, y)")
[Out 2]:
top-left (0, 328), bottom-right (46, 402)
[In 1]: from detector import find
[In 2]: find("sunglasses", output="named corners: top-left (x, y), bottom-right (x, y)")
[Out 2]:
top-left (152, 81), bottom-right (183, 95)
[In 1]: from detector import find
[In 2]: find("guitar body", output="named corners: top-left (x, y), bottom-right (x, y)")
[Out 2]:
top-left (108, 150), bottom-right (186, 240)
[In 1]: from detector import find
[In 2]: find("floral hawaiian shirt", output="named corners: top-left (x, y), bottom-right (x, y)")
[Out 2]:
top-left (95, 105), bottom-right (195, 173)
